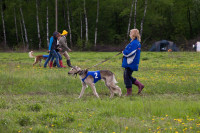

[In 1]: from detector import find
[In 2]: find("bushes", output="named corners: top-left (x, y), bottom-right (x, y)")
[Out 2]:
top-left (29, 103), bottom-right (42, 112)
top-left (18, 115), bottom-right (32, 126)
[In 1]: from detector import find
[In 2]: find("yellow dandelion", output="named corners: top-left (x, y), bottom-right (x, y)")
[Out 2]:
top-left (79, 132), bottom-right (83, 133)
top-left (18, 130), bottom-right (21, 133)
top-left (190, 127), bottom-right (192, 129)
top-left (49, 131), bottom-right (51, 133)
top-left (166, 115), bottom-right (168, 117)
top-left (170, 127), bottom-right (172, 130)
top-left (45, 126), bottom-right (48, 128)
top-left (78, 123), bottom-right (82, 127)
top-left (113, 132), bottom-right (115, 133)
top-left (183, 128), bottom-right (187, 132)
top-left (51, 124), bottom-right (55, 127)
top-left (157, 127), bottom-right (160, 130)
top-left (125, 126), bottom-right (128, 130)
top-left (30, 127), bottom-right (32, 130)
top-left (152, 119), bottom-right (155, 121)
top-left (149, 129), bottom-right (151, 131)
top-left (175, 131), bottom-right (178, 133)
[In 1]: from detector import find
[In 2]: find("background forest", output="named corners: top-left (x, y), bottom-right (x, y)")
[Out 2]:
top-left (1, 0), bottom-right (200, 51)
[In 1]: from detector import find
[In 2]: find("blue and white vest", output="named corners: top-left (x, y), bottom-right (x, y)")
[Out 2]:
top-left (43, 55), bottom-right (49, 58)
top-left (82, 71), bottom-right (101, 83)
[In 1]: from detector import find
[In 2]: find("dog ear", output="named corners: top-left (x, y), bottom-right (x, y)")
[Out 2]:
top-left (76, 66), bottom-right (82, 71)
top-left (85, 69), bottom-right (88, 74)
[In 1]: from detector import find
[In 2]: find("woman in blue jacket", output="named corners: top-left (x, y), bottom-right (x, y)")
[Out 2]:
top-left (44, 32), bottom-right (61, 68)
top-left (122, 29), bottom-right (144, 96)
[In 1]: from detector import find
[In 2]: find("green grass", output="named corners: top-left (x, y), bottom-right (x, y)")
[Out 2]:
top-left (0, 52), bottom-right (200, 133)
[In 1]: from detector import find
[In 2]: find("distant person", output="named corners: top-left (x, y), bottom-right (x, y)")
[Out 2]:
top-left (51, 33), bottom-right (66, 68)
top-left (122, 29), bottom-right (144, 96)
top-left (44, 32), bottom-right (62, 68)
top-left (58, 30), bottom-right (73, 67)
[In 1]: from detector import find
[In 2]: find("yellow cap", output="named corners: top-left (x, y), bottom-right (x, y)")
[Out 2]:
top-left (61, 30), bottom-right (68, 35)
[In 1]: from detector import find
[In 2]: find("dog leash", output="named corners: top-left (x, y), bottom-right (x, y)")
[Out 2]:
top-left (86, 51), bottom-right (122, 70)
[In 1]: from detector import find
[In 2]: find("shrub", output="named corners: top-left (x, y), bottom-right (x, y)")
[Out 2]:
top-left (0, 101), bottom-right (8, 109)
top-left (18, 115), bottom-right (32, 126)
top-left (29, 103), bottom-right (42, 112)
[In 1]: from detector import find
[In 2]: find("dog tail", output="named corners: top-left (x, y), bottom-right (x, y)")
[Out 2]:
top-left (29, 51), bottom-right (35, 58)
top-left (112, 74), bottom-right (118, 84)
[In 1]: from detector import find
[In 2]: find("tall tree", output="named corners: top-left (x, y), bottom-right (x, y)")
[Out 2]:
top-left (80, 12), bottom-right (83, 40)
top-left (187, 7), bottom-right (193, 37)
top-left (63, 0), bottom-right (67, 27)
top-left (1, 3), bottom-right (7, 48)
top-left (20, 7), bottom-right (29, 50)
top-left (66, 0), bottom-right (72, 47)
top-left (84, 0), bottom-right (88, 46)
top-left (14, 8), bottom-right (19, 44)
top-left (46, 0), bottom-right (49, 47)
top-left (36, 0), bottom-right (41, 49)
top-left (55, 0), bottom-right (58, 31)
top-left (94, 0), bottom-right (99, 47)
top-left (127, 0), bottom-right (134, 38)
top-left (134, 0), bottom-right (137, 28)
top-left (19, 19), bottom-right (25, 49)
top-left (140, 0), bottom-right (148, 39)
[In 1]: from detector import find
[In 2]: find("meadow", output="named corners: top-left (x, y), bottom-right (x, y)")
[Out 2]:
top-left (0, 51), bottom-right (200, 133)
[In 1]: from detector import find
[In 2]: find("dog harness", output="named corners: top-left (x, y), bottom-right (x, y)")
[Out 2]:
top-left (82, 71), bottom-right (101, 83)
top-left (43, 55), bottom-right (49, 58)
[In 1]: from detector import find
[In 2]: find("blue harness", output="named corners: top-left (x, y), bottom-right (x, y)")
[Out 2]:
top-left (43, 55), bottom-right (49, 58)
top-left (82, 71), bottom-right (101, 83)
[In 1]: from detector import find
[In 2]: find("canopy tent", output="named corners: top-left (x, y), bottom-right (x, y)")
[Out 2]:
top-left (149, 40), bottom-right (179, 52)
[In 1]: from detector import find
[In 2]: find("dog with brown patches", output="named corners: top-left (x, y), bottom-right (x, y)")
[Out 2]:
top-left (68, 66), bottom-right (122, 98)
top-left (29, 51), bottom-right (49, 66)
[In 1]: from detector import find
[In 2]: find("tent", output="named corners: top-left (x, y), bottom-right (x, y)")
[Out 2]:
top-left (149, 40), bottom-right (179, 52)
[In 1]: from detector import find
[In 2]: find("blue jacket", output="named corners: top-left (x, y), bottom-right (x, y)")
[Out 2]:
top-left (48, 32), bottom-right (59, 50)
top-left (82, 71), bottom-right (101, 83)
top-left (122, 38), bottom-right (141, 71)
top-left (48, 37), bottom-right (54, 50)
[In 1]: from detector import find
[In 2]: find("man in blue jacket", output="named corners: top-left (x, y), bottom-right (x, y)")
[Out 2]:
top-left (122, 29), bottom-right (144, 96)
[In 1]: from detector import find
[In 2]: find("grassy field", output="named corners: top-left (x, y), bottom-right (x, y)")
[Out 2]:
top-left (0, 51), bottom-right (200, 133)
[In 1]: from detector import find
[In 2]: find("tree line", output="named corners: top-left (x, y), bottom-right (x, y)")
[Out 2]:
top-left (1, 0), bottom-right (200, 51)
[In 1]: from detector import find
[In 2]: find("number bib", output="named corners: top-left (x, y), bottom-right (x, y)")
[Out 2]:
top-left (81, 71), bottom-right (101, 83)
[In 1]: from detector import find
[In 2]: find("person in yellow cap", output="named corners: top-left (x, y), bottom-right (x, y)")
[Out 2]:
top-left (57, 30), bottom-right (73, 67)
